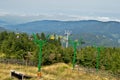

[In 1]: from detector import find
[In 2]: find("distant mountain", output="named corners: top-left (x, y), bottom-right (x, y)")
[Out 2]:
top-left (0, 20), bottom-right (6, 23)
top-left (5, 20), bottom-right (120, 33)
top-left (0, 20), bottom-right (8, 32)
top-left (0, 20), bottom-right (8, 26)
top-left (4, 20), bottom-right (120, 47)
top-left (0, 27), bottom-right (6, 32)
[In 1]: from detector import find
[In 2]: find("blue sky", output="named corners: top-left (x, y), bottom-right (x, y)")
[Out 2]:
top-left (0, 0), bottom-right (120, 21)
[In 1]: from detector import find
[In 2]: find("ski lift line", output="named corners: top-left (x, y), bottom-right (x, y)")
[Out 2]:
top-left (61, 32), bottom-right (85, 48)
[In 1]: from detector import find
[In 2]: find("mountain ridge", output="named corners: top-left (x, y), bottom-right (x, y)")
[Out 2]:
top-left (5, 20), bottom-right (120, 34)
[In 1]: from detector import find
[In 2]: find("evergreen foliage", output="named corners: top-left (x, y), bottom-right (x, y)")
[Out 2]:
top-left (0, 31), bottom-right (119, 76)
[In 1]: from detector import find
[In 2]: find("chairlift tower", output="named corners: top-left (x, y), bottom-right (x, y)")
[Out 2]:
top-left (32, 33), bottom-right (51, 78)
top-left (69, 37), bottom-right (85, 70)
top-left (93, 44), bottom-right (105, 72)
top-left (64, 30), bottom-right (71, 48)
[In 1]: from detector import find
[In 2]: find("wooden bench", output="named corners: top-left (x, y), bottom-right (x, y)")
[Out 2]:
top-left (10, 70), bottom-right (32, 80)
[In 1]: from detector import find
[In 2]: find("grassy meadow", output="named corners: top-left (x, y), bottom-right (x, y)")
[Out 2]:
top-left (0, 63), bottom-right (119, 80)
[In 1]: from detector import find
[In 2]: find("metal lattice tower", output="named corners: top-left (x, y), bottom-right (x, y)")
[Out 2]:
top-left (64, 30), bottom-right (71, 48)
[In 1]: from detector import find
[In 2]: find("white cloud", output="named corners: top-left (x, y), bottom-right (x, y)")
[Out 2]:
top-left (0, 12), bottom-right (120, 22)
top-left (66, 15), bottom-right (120, 22)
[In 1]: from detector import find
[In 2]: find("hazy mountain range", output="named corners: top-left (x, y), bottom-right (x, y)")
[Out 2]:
top-left (3, 20), bottom-right (120, 33)
top-left (0, 20), bottom-right (120, 47)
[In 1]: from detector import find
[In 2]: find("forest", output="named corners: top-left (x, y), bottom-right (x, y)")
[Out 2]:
top-left (0, 31), bottom-right (120, 77)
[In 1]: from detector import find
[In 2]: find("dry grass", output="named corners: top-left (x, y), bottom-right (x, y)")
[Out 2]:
top-left (0, 63), bottom-right (118, 80)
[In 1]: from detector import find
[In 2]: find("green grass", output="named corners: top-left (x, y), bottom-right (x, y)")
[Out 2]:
top-left (0, 63), bottom-right (118, 80)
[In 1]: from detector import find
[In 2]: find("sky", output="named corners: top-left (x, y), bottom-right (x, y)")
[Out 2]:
top-left (0, 0), bottom-right (120, 21)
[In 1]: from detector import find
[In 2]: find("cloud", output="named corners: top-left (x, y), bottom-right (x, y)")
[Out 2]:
top-left (0, 12), bottom-right (120, 22)
top-left (66, 15), bottom-right (120, 22)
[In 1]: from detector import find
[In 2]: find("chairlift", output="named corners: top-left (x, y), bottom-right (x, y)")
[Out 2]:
top-left (50, 35), bottom-right (55, 40)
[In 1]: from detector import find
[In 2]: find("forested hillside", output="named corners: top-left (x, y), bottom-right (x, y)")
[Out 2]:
top-left (0, 31), bottom-right (120, 77)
